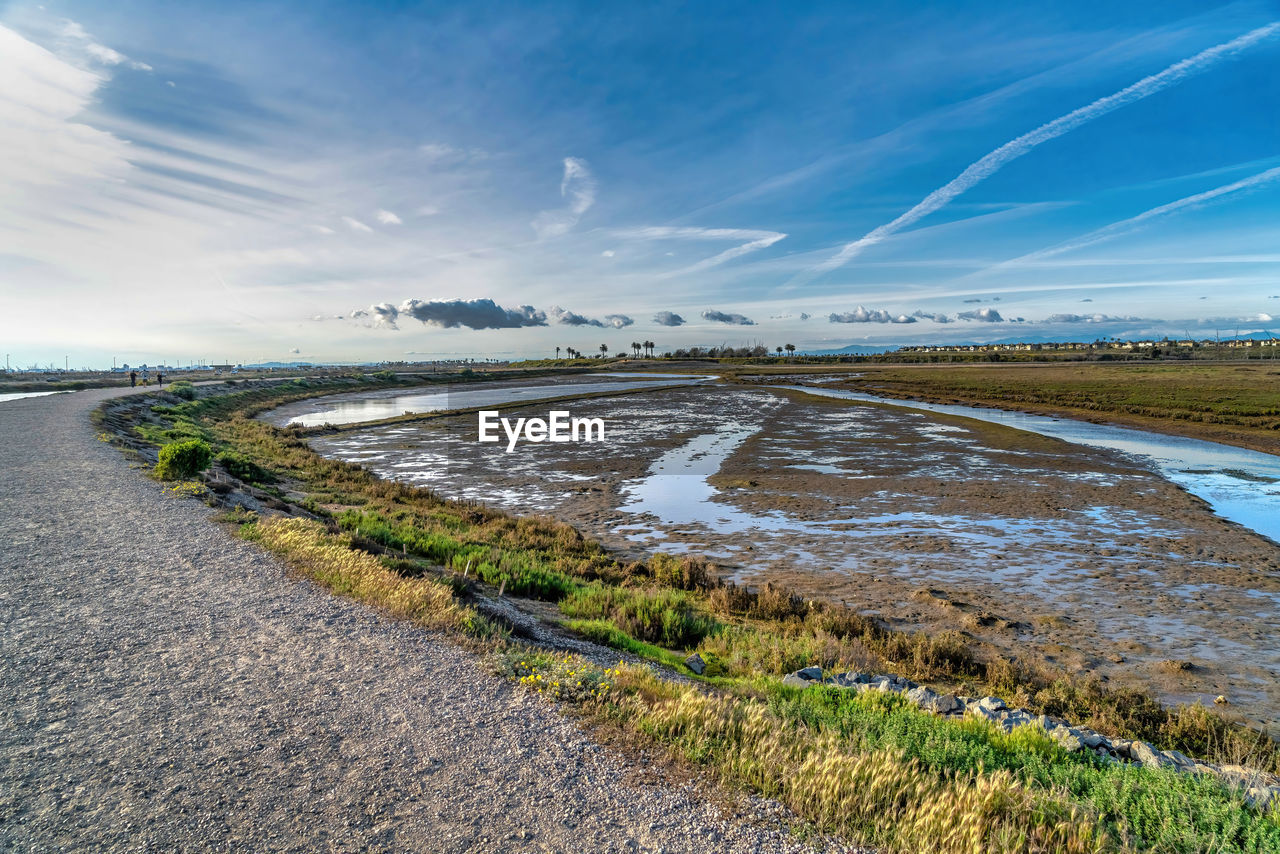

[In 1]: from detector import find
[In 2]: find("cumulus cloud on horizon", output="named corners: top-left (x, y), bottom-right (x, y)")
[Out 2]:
top-left (653, 311), bottom-right (686, 327)
top-left (829, 305), bottom-right (916, 324)
top-left (958, 307), bottom-right (1005, 322)
top-left (549, 306), bottom-right (634, 328)
top-left (352, 298), bottom-right (548, 330)
top-left (1043, 312), bottom-right (1146, 324)
top-left (701, 309), bottom-right (755, 325)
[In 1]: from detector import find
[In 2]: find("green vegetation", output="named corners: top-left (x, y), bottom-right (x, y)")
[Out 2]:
top-left (167, 380), bottom-right (197, 400)
top-left (101, 376), bottom-right (1280, 853)
top-left (154, 438), bottom-right (212, 480)
top-left (829, 363), bottom-right (1280, 455)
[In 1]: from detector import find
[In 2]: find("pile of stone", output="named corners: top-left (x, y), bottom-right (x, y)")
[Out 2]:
top-left (781, 666), bottom-right (1280, 811)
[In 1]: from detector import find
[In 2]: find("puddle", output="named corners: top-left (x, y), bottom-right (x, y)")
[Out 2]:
top-left (0, 391), bottom-right (75, 403)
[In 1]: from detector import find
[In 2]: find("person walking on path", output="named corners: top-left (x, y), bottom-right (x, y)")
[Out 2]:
top-left (129, 371), bottom-right (137, 388)
top-left (156, 372), bottom-right (163, 386)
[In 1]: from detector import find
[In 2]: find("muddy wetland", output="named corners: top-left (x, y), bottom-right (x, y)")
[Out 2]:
top-left (281, 374), bottom-right (1280, 725)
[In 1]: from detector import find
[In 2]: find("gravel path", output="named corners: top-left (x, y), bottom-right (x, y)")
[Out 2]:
top-left (0, 389), bottom-right (829, 853)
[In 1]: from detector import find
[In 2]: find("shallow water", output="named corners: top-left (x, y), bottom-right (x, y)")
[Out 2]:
top-left (780, 386), bottom-right (1280, 543)
top-left (266, 374), bottom-right (710, 427)
top-left (0, 391), bottom-right (74, 403)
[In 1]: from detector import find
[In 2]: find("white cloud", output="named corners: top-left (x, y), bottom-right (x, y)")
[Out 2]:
top-left (60, 19), bottom-right (152, 72)
top-left (375, 209), bottom-right (403, 225)
top-left (1007, 165), bottom-right (1280, 265)
top-left (531, 156), bottom-right (596, 239)
top-left (416, 204), bottom-right (440, 216)
top-left (601, 249), bottom-right (615, 257)
top-left (342, 216), bottom-right (373, 233)
top-left (800, 21), bottom-right (1280, 283)
top-left (612, 226), bottom-right (787, 276)
top-left (308, 225), bottom-right (335, 235)
top-left (0, 25), bottom-right (133, 193)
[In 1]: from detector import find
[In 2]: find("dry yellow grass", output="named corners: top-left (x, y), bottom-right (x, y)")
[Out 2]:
top-left (250, 517), bottom-right (472, 632)
top-left (627, 680), bottom-right (1115, 854)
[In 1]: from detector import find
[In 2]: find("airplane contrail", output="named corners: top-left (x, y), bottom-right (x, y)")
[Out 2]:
top-left (795, 21), bottom-right (1280, 284)
top-left (1003, 164), bottom-right (1280, 265)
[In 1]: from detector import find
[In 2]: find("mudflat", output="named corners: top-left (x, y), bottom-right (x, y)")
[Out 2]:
top-left (312, 383), bottom-right (1280, 725)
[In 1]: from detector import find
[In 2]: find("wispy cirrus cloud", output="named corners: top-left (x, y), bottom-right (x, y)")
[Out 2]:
top-left (1001, 165), bottom-right (1280, 267)
top-left (796, 21), bottom-right (1280, 284)
top-left (342, 215), bottom-right (373, 233)
top-left (375, 209), bottom-right (403, 225)
top-left (612, 226), bottom-right (787, 276)
top-left (531, 156), bottom-right (596, 239)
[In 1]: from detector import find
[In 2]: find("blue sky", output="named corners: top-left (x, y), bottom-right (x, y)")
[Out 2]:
top-left (1, 0), bottom-right (1278, 366)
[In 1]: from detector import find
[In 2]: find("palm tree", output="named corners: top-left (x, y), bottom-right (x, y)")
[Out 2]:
top-left (645, 339), bottom-right (654, 357)
top-left (785, 343), bottom-right (796, 359)
top-left (555, 346), bottom-right (561, 360)
top-left (776, 346), bottom-right (783, 356)
top-left (631, 341), bottom-right (641, 358)
top-left (599, 343), bottom-right (609, 358)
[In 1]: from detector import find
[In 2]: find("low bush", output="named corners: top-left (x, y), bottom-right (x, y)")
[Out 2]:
top-left (560, 585), bottom-right (718, 649)
top-left (154, 438), bottom-right (212, 480)
top-left (167, 380), bottom-right (196, 400)
top-left (216, 450), bottom-right (273, 484)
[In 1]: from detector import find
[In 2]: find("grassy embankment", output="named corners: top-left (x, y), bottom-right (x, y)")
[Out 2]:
top-left (110, 378), bottom-right (1280, 852)
top-left (801, 362), bottom-right (1280, 457)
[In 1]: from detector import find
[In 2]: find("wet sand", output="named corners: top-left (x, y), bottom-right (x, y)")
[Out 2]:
top-left (309, 384), bottom-right (1280, 725)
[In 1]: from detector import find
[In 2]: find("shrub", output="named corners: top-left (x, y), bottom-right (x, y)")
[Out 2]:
top-left (561, 585), bottom-right (718, 649)
top-left (168, 380), bottom-right (196, 400)
top-left (155, 438), bottom-right (212, 480)
top-left (216, 450), bottom-right (273, 484)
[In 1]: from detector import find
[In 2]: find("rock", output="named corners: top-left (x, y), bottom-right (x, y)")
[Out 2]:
top-left (1050, 728), bottom-right (1083, 752)
top-left (904, 686), bottom-right (938, 708)
top-left (1215, 694), bottom-right (1228, 705)
top-left (1163, 749), bottom-right (1195, 770)
top-left (683, 653), bottom-right (705, 675)
top-left (1110, 738), bottom-right (1133, 759)
top-left (1246, 786), bottom-right (1278, 811)
top-left (968, 703), bottom-right (1003, 723)
top-left (826, 671), bottom-right (868, 688)
top-left (931, 693), bottom-right (962, 715)
top-left (1003, 710), bottom-right (1032, 729)
top-left (796, 666), bottom-right (824, 682)
top-left (978, 696), bottom-right (1007, 714)
top-left (1079, 731), bottom-right (1108, 750)
top-left (1130, 741), bottom-right (1172, 770)
top-left (782, 673), bottom-right (814, 689)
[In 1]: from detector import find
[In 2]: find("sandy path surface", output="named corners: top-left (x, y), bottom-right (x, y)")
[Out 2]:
top-left (0, 388), bottom-right (822, 854)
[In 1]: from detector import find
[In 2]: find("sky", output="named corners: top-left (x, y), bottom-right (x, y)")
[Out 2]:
top-left (1, 0), bottom-right (1278, 367)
